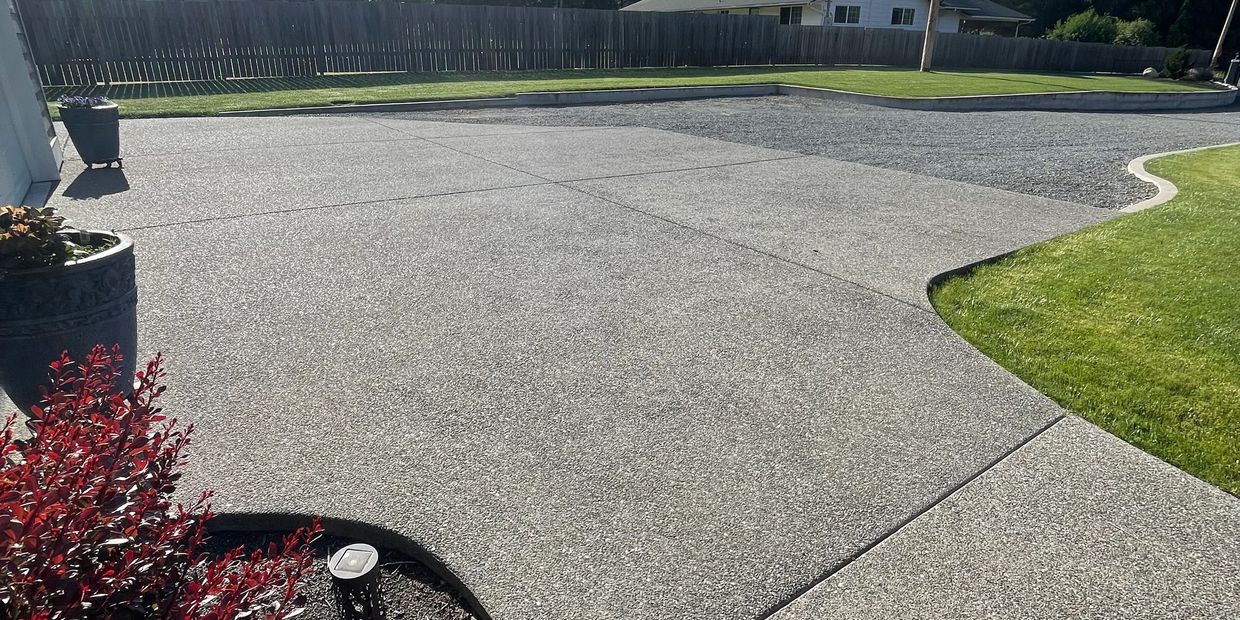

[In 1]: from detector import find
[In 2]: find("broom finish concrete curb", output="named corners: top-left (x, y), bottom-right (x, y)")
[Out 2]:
top-left (219, 82), bottom-right (1238, 117)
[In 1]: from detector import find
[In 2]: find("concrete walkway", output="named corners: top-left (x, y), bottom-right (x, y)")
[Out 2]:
top-left (50, 116), bottom-right (1239, 619)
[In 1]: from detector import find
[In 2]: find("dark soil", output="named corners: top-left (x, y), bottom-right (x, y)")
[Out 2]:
top-left (205, 532), bottom-right (476, 620)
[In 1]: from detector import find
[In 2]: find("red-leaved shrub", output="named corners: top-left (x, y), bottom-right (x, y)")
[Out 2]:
top-left (0, 345), bottom-right (321, 619)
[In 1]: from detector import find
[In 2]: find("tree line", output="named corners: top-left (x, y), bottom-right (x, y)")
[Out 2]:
top-left (1001, 0), bottom-right (1234, 51)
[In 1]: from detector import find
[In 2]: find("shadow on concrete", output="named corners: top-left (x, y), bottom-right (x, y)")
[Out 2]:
top-left (62, 168), bottom-right (130, 200)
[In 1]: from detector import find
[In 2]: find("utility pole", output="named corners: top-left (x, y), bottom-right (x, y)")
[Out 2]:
top-left (920, 0), bottom-right (940, 72)
top-left (1213, 0), bottom-right (1239, 69)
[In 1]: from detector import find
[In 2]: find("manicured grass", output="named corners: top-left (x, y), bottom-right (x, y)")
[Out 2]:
top-left (45, 66), bottom-right (1212, 119)
top-left (932, 145), bottom-right (1240, 495)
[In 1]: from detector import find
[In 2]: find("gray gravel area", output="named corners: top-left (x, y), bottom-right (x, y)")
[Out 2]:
top-left (375, 96), bottom-right (1240, 209)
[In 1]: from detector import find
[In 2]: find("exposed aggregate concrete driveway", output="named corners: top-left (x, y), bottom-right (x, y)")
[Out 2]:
top-left (383, 96), bottom-right (1240, 209)
top-left (47, 113), bottom-right (1240, 619)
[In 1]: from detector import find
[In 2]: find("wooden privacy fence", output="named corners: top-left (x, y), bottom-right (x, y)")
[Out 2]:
top-left (18, 0), bottom-right (781, 85)
top-left (17, 0), bottom-right (1212, 87)
top-left (775, 26), bottom-right (1212, 75)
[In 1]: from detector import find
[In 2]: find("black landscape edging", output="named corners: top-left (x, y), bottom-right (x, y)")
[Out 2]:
top-left (207, 512), bottom-right (493, 620)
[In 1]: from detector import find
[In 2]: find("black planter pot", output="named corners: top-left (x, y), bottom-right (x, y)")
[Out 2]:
top-left (60, 103), bottom-right (122, 169)
top-left (0, 232), bottom-right (138, 414)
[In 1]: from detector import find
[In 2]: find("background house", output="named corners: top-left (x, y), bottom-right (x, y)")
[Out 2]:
top-left (620, 0), bottom-right (1033, 34)
top-left (0, 0), bottom-right (59, 206)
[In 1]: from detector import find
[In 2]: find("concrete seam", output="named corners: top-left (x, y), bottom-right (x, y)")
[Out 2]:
top-left (756, 413), bottom-right (1068, 620)
top-left (556, 153), bottom-right (806, 183)
top-left (380, 118), bottom-right (938, 316)
top-left (369, 115), bottom-right (809, 185)
top-left (63, 125), bottom-right (612, 161)
top-left (116, 180), bottom-right (556, 232)
top-left (63, 134), bottom-right (426, 161)
top-left (1122, 141), bottom-right (1240, 212)
top-left (567, 181), bottom-right (934, 316)
top-left (366, 115), bottom-right (624, 141)
top-left (110, 136), bottom-right (801, 233)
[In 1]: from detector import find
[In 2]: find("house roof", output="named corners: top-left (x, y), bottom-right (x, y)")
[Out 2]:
top-left (620, 0), bottom-right (1034, 22)
top-left (941, 0), bottom-right (1033, 22)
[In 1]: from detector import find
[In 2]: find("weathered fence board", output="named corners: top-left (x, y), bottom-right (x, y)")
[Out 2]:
top-left (15, 0), bottom-right (1211, 87)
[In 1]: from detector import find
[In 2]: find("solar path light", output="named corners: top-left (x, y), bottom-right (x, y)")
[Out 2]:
top-left (329, 543), bottom-right (384, 620)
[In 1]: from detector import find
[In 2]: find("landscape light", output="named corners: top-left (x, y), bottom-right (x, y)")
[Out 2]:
top-left (329, 543), bottom-right (383, 619)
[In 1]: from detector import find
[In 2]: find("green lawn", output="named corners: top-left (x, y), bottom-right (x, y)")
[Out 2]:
top-left (45, 66), bottom-right (1212, 119)
top-left (932, 145), bottom-right (1240, 495)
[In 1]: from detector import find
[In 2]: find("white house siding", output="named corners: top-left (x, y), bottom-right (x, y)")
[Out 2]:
top-left (702, 5), bottom-right (828, 25)
top-left (0, 0), bottom-right (58, 206)
top-left (0, 106), bottom-right (29, 207)
top-left (826, 0), bottom-right (962, 32)
top-left (936, 9), bottom-right (962, 32)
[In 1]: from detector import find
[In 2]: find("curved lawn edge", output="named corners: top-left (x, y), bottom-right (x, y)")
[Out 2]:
top-left (927, 144), bottom-right (1240, 495)
top-left (207, 511), bottom-right (493, 620)
top-left (928, 139), bottom-right (1240, 296)
top-left (1124, 141), bottom-right (1240, 212)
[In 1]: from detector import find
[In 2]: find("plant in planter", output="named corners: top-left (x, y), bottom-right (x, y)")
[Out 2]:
top-left (57, 95), bottom-right (122, 169)
top-left (0, 346), bottom-right (322, 619)
top-left (0, 205), bottom-right (137, 414)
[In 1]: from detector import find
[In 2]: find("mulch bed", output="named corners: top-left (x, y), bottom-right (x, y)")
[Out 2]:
top-left (205, 532), bottom-right (476, 620)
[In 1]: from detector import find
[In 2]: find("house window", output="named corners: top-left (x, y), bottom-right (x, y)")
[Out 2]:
top-left (748, 8), bottom-right (760, 15)
top-left (891, 8), bottom-right (915, 25)
top-left (779, 6), bottom-right (802, 25)
top-left (833, 5), bottom-right (861, 24)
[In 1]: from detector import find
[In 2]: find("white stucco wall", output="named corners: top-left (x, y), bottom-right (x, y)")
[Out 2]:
top-left (0, 0), bottom-right (59, 206)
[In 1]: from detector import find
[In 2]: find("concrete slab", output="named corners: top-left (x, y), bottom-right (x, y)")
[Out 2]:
top-left (570, 157), bottom-right (1114, 309)
top-left (29, 114), bottom-right (1236, 620)
top-left (430, 127), bottom-right (797, 182)
top-left (369, 116), bottom-right (598, 139)
top-left (53, 137), bottom-right (544, 231)
top-left (60, 116), bottom-right (396, 160)
top-left (769, 416), bottom-right (1240, 620)
top-left (59, 116), bottom-right (578, 161)
top-left (131, 183), bottom-right (1064, 620)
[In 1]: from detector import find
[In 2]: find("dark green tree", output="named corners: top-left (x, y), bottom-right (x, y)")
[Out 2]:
top-left (1047, 8), bottom-right (1120, 41)
top-left (994, 0), bottom-right (1236, 55)
top-left (1115, 17), bottom-right (1161, 45)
